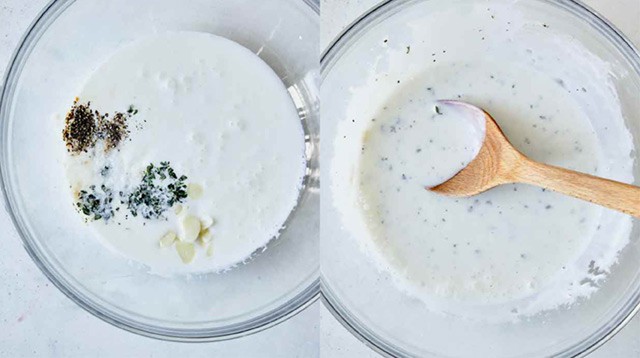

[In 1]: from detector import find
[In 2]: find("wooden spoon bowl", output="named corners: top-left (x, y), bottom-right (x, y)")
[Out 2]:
top-left (430, 100), bottom-right (640, 218)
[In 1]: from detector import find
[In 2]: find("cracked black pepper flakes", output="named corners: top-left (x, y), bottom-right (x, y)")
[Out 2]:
top-left (62, 98), bottom-right (133, 154)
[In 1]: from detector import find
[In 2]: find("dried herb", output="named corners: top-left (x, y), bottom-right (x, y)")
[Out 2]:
top-left (127, 104), bottom-right (139, 115)
top-left (76, 184), bottom-right (115, 221)
top-left (125, 162), bottom-right (188, 220)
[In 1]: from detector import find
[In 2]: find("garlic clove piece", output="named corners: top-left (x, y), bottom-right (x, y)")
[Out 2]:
top-left (200, 215), bottom-right (215, 229)
top-left (196, 228), bottom-right (212, 246)
top-left (176, 241), bottom-right (196, 264)
top-left (181, 215), bottom-right (201, 243)
top-left (187, 183), bottom-right (203, 199)
top-left (159, 231), bottom-right (177, 248)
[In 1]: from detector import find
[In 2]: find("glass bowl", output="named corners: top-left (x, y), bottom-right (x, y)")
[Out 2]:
top-left (0, 0), bottom-right (319, 341)
top-left (321, 0), bottom-right (640, 356)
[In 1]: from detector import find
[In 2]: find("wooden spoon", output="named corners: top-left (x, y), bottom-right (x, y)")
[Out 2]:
top-left (429, 100), bottom-right (640, 218)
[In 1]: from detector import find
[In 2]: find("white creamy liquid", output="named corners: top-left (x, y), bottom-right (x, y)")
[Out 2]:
top-left (65, 32), bottom-right (306, 274)
top-left (331, 1), bottom-right (635, 319)
top-left (360, 99), bottom-right (487, 189)
top-left (358, 62), bottom-right (604, 302)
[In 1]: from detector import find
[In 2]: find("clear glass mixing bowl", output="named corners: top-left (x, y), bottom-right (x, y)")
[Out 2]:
top-left (321, 0), bottom-right (640, 356)
top-left (0, 0), bottom-right (319, 341)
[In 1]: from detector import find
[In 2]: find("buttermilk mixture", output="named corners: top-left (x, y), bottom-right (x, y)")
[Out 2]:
top-left (331, 2), bottom-right (635, 319)
top-left (358, 63), bottom-right (604, 302)
top-left (63, 32), bottom-right (305, 274)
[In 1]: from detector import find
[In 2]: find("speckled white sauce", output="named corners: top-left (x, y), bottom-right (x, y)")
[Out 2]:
top-left (331, 1), bottom-right (635, 320)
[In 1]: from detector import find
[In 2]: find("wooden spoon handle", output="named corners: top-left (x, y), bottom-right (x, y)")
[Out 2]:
top-left (514, 159), bottom-right (640, 218)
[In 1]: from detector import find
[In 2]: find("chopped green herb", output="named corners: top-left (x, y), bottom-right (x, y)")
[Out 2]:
top-left (125, 162), bottom-right (188, 220)
top-left (127, 104), bottom-right (139, 115)
top-left (76, 184), bottom-right (115, 221)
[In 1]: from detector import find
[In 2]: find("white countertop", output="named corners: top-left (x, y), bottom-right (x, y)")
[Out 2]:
top-left (1, 1), bottom-right (639, 357)
top-left (319, 0), bottom-right (640, 357)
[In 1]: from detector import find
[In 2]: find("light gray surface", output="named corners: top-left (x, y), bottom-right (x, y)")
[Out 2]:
top-left (1, 0), bottom-right (639, 357)
top-left (0, 1), bottom-right (318, 357)
top-left (320, 0), bottom-right (640, 357)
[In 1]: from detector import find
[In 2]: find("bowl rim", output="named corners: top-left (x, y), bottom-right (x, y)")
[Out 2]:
top-left (320, 0), bottom-right (640, 356)
top-left (0, 0), bottom-right (320, 342)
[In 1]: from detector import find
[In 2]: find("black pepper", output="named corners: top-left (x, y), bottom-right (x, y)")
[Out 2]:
top-left (63, 99), bottom-right (136, 154)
